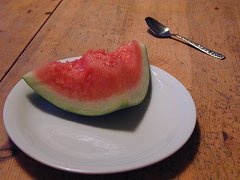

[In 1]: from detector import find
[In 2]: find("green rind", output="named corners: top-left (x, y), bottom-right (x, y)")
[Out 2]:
top-left (23, 43), bottom-right (150, 116)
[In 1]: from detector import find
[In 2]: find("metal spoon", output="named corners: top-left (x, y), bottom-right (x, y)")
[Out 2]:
top-left (145, 17), bottom-right (225, 60)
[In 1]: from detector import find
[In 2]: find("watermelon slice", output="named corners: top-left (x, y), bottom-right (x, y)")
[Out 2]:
top-left (23, 40), bottom-right (150, 116)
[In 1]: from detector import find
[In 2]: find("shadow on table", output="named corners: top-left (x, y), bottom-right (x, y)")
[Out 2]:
top-left (27, 82), bottom-right (152, 132)
top-left (14, 120), bottom-right (200, 180)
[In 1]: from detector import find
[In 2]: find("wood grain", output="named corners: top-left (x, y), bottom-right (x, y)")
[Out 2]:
top-left (0, 0), bottom-right (62, 80)
top-left (0, 0), bottom-right (239, 179)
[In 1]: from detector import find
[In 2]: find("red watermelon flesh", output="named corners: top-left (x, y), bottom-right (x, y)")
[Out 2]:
top-left (35, 41), bottom-right (142, 101)
top-left (23, 40), bottom-right (150, 116)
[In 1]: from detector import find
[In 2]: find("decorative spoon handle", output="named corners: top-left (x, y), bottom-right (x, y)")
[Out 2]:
top-left (172, 34), bottom-right (225, 60)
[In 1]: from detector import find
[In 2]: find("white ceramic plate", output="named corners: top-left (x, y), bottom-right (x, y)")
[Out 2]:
top-left (3, 64), bottom-right (196, 174)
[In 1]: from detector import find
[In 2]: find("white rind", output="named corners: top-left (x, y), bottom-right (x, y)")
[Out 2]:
top-left (23, 43), bottom-right (150, 116)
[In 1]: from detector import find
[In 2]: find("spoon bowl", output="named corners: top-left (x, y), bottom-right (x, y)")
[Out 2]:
top-left (145, 17), bottom-right (171, 38)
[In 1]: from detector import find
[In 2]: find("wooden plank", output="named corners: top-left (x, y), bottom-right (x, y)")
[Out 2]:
top-left (185, 1), bottom-right (240, 179)
top-left (0, 0), bottom-right (239, 179)
top-left (0, 0), bottom-right (62, 80)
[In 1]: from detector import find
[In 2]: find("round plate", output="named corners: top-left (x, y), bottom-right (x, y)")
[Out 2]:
top-left (3, 65), bottom-right (196, 174)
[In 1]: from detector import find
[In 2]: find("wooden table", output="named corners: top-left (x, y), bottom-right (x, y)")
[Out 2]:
top-left (0, 0), bottom-right (239, 179)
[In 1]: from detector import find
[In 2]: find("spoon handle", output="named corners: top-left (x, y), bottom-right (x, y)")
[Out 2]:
top-left (172, 34), bottom-right (225, 60)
